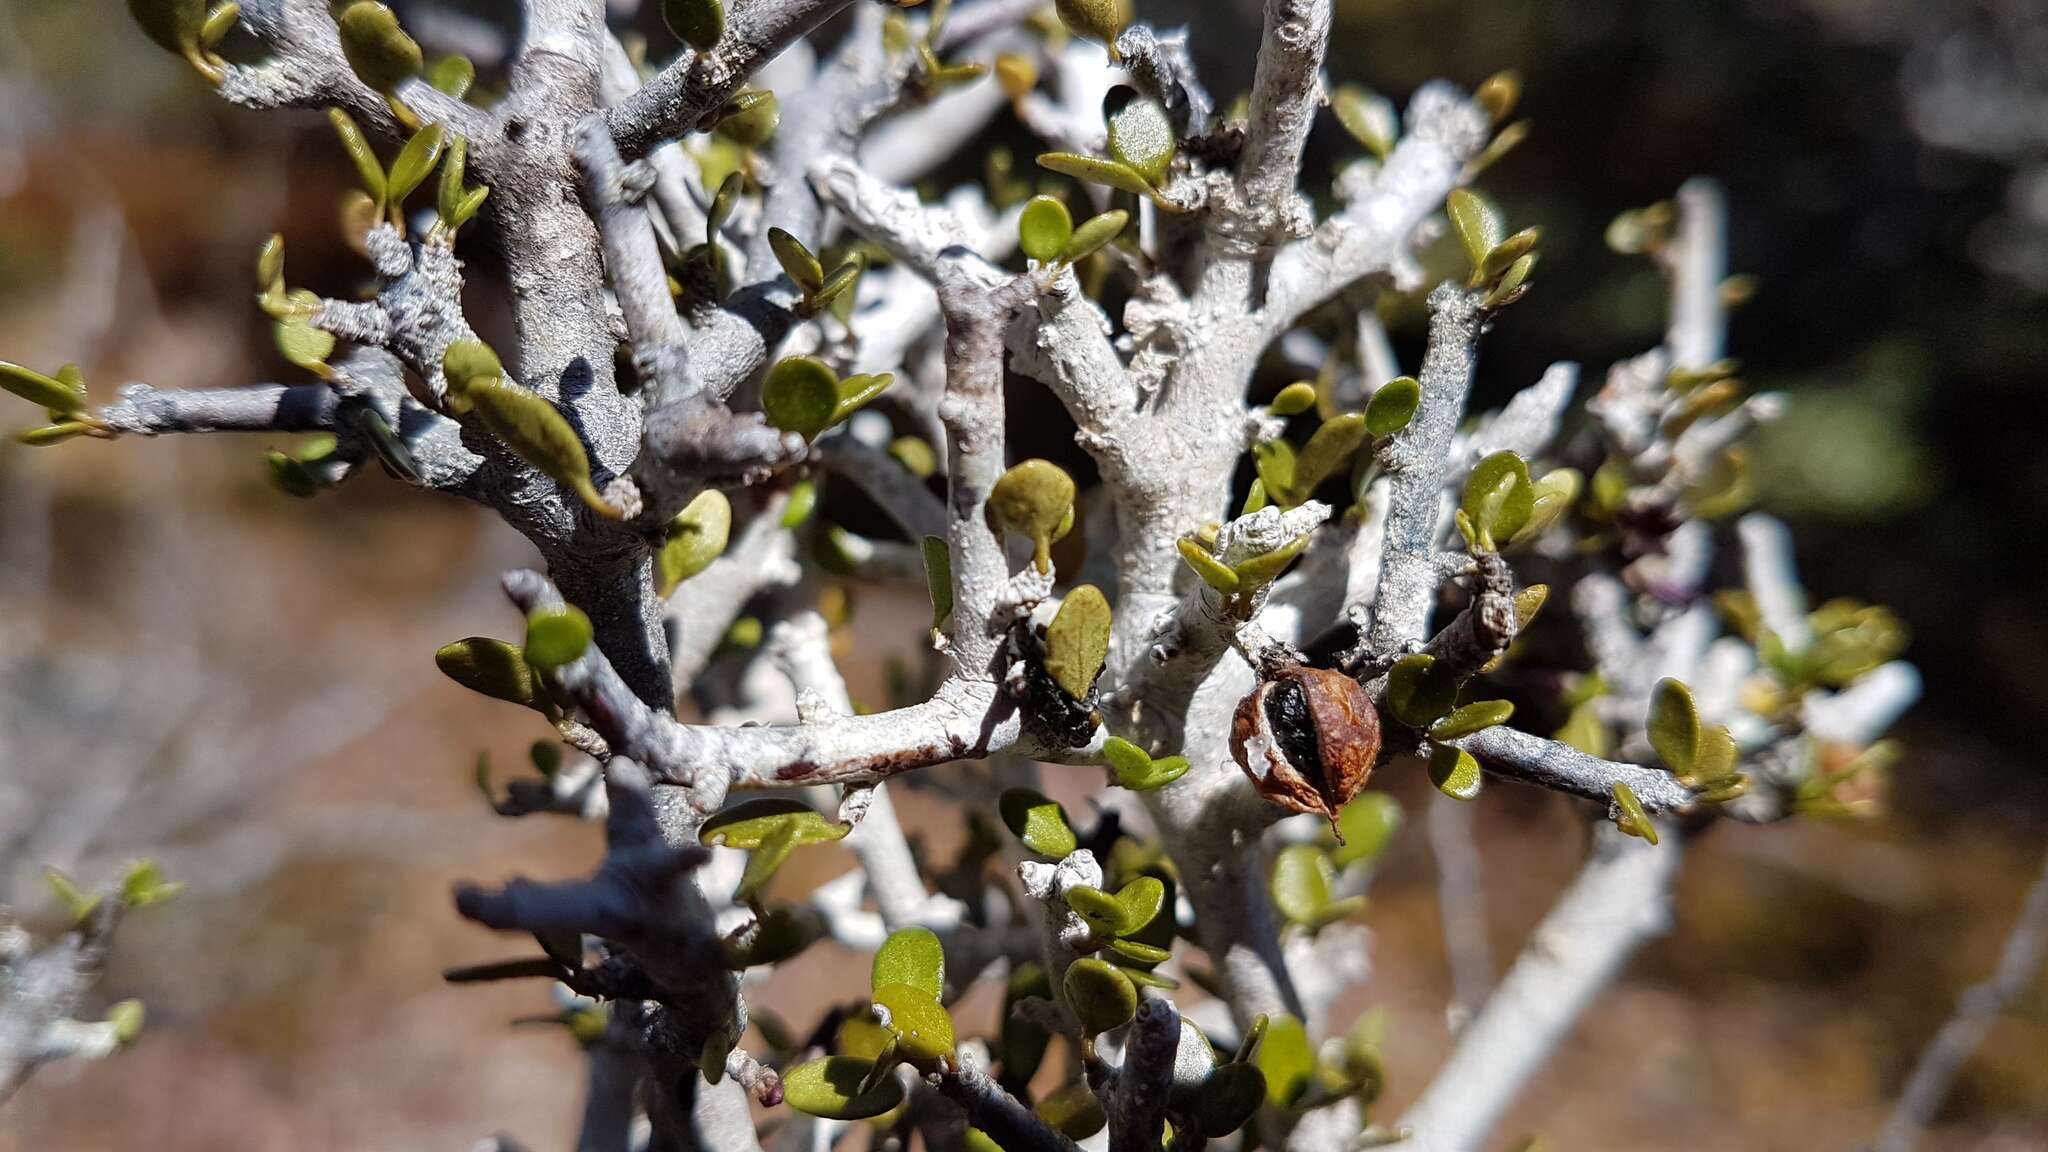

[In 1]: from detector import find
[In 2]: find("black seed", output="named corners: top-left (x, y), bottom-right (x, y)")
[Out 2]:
top-left (1265, 678), bottom-right (1328, 794)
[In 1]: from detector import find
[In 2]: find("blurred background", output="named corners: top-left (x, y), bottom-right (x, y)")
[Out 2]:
top-left (3, 0), bottom-right (2046, 1148)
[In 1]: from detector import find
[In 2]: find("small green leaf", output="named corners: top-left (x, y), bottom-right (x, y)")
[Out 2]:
top-left (523, 605), bottom-right (592, 669)
top-left (833, 373), bottom-right (893, 423)
top-left (1386, 653), bottom-right (1458, 727)
top-left (1044, 584), bottom-right (1111, 700)
top-left (1037, 152), bottom-right (1158, 200)
top-left (873, 926), bottom-right (946, 998)
top-left (708, 172), bottom-right (743, 235)
top-left (276, 314), bottom-right (336, 376)
top-left (1446, 188), bottom-right (1504, 275)
top-left (702, 798), bottom-right (852, 850)
top-left (1195, 1062), bottom-right (1269, 1137)
top-left (1254, 439), bottom-right (1298, 506)
top-left (769, 227), bottom-right (824, 294)
top-left (1270, 844), bottom-right (1335, 926)
top-left (1098, 876), bottom-right (1165, 936)
top-left (988, 459), bottom-right (1075, 574)
top-left (873, 983), bottom-right (955, 1067)
top-left (328, 108), bottom-right (387, 207)
top-left (1232, 532), bottom-right (1309, 589)
top-left (722, 906), bottom-right (823, 968)
top-left (1431, 699), bottom-right (1513, 740)
top-left (1105, 87), bottom-right (1174, 186)
top-left (427, 53), bottom-right (474, 98)
top-left (1481, 252), bottom-right (1537, 309)
top-left (761, 355), bottom-right (840, 438)
top-left (465, 380), bottom-right (616, 518)
top-left (1480, 227), bottom-right (1541, 281)
top-left (1036, 1080), bottom-right (1108, 1140)
top-left (44, 869), bottom-right (101, 924)
top-left (1331, 793), bottom-right (1401, 868)
top-left (1104, 736), bottom-right (1190, 791)
top-left (1647, 678), bottom-right (1700, 776)
top-left (436, 134), bottom-right (469, 225)
top-left (1331, 84), bottom-right (1397, 158)
top-left (1296, 412), bottom-right (1369, 498)
top-left (714, 89), bottom-right (779, 148)
top-left (1428, 743), bottom-right (1483, 801)
top-left (0, 362), bottom-right (86, 415)
top-left (1515, 468), bottom-right (1579, 543)
top-left (1052, 0), bottom-right (1131, 53)
top-left (338, 1), bottom-right (422, 95)
top-left (781, 479), bottom-right (818, 528)
top-left (1611, 781), bottom-right (1658, 844)
top-left (106, 999), bottom-right (146, 1045)
top-left (1255, 1014), bottom-right (1315, 1109)
top-left (120, 860), bottom-right (183, 909)
top-left (998, 788), bottom-right (1077, 858)
top-left (1019, 195), bottom-right (1073, 264)
top-left (1241, 478), bottom-right (1270, 515)
top-left (657, 489), bottom-right (731, 596)
top-left (1108, 937), bottom-right (1172, 964)
top-left (736, 824), bottom-right (799, 904)
top-left (1060, 209), bottom-right (1128, 264)
top-left (921, 535), bottom-right (953, 634)
top-left (783, 1056), bottom-right (905, 1120)
top-left (436, 637), bottom-right (549, 712)
top-left (1063, 958), bottom-right (1138, 1035)
top-left (442, 341), bottom-right (503, 392)
top-left (1461, 450), bottom-right (1533, 552)
top-left (812, 256), bottom-right (864, 313)
top-left (1270, 382), bottom-right (1317, 417)
top-left (19, 422), bottom-right (96, 447)
top-left (1177, 537), bottom-right (1240, 595)
top-left (387, 122), bottom-right (447, 212)
top-left (1364, 376), bottom-right (1420, 438)
top-left (662, 0), bottom-right (725, 51)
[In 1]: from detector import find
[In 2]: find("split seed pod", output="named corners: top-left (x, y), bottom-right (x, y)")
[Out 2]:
top-left (1230, 663), bottom-right (1381, 823)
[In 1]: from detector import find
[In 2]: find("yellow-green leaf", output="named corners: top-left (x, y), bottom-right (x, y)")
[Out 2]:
top-left (761, 355), bottom-right (839, 439)
top-left (1177, 537), bottom-right (1240, 595)
top-left (329, 108), bottom-right (387, 207)
top-left (1446, 188), bottom-right (1505, 274)
top-left (1051, 0), bottom-right (1130, 53)
top-left (1061, 209), bottom-right (1128, 264)
top-left (1044, 584), bottom-right (1111, 700)
top-left (662, 0), bottom-right (725, 51)
top-left (873, 983), bottom-right (955, 1067)
top-left (1106, 88), bottom-right (1174, 186)
top-left (1269, 844), bottom-right (1335, 926)
top-left (523, 605), bottom-right (592, 669)
top-left (1019, 195), bottom-right (1073, 264)
top-left (435, 638), bottom-right (548, 712)
top-left (1331, 792), bottom-right (1401, 868)
top-left (1063, 958), bottom-right (1137, 1035)
top-left (387, 122), bottom-right (447, 210)
top-left (769, 227), bottom-right (824, 294)
top-left (0, 362), bottom-right (86, 415)
top-left (701, 797), bottom-right (851, 850)
top-left (1431, 699), bottom-right (1513, 740)
top-left (1364, 376), bottom-right (1419, 438)
top-left (873, 926), bottom-right (946, 998)
top-left (1254, 1014), bottom-right (1314, 1109)
top-left (1611, 781), bottom-right (1658, 844)
top-left (783, 1056), bottom-right (904, 1120)
top-left (1428, 743), bottom-right (1483, 800)
top-left (1038, 152), bottom-right (1156, 200)
top-left (1386, 652), bottom-right (1458, 727)
top-left (1646, 677), bottom-right (1699, 776)
top-left (988, 458), bottom-right (1075, 574)
top-left (657, 489), bottom-right (731, 596)
top-left (466, 379), bottom-right (615, 517)
top-left (338, 1), bottom-right (421, 94)
top-left (1461, 450), bottom-right (1532, 551)
top-left (1270, 382), bottom-right (1317, 417)
top-left (998, 788), bottom-right (1076, 858)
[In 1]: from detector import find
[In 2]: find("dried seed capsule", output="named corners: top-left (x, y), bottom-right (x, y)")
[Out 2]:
top-left (1230, 664), bottom-right (1381, 822)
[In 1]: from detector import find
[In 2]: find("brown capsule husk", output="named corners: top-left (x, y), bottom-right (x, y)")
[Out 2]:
top-left (1230, 664), bottom-right (1381, 823)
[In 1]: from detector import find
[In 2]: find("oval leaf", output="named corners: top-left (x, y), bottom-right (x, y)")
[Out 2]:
top-left (1365, 376), bottom-right (1420, 438)
top-left (466, 380), bottom-right (615, 517)
top-left (338, 1), bottom-right (422, 94)
top-left (1428, 743), bottom-right (1483, 801)
top-left (657, 488), bottom-right (732, 596)
top-left (702, 798), bottom-right (851, 850)
top-left (998, 788), bottom-right (1076, 858)
top-left (761, 355), bottom-right (839, 439)
top-left (523, 605), bottom-right (592, 669)
top-left (1063, 958), bottom-right (1137, 1036)
top-left (1060, 209), bottom-right (1128, 264)
top-left (1037, 152), bottom-right (1156, 200)
top-left (873, 926), bottom-right (946, 999)
top-left (1019, 195), bottom-right (1073, 264)
top-left (662, 0), bottom-right (725, 51)
top-left (783, 1056), bottom-right (904, 1120)
top-left (1044, 584), bottom-right (1111, 700)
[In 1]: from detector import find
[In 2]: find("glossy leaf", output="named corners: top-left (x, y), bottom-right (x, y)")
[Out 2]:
top-left (1037, 152), bottom-right (1156, 200)
top-left (1177, 536), bottom-right (1240, 595)
top-left (1254, 439), bottom-right (1297, 506)
top-left (1428, 743), bottom-right (1483, 801)
top-left (1461, 450), bottom-right (1533, 551)
top-left (276, 315), bottom-right (336, 375)
top-left (872, 982), bottom-right (955, 1067)
top-left (812, 256), bottom-right (863, 313)
top-left (722, 906), bottom-right (823, 968)
top-left (328, 108), bottom-right (387, 206)
top-left (1270, 382), bottom-right (1317, 417)
top-left (873, 926), bottom-right (946, 998)
top-left (781, 479), bottom-right (817, 528)
top-left (1364, 376), bottom-right (1419, 438)
top-left (663, 0), bottom-right (725, 51)
top-left (523, 605), bottom-right (592, 669)
top-left (1446, 188), bottom-right (1505, 274)
top-left (761, 355), bottom-right (839, 438)
top-left (1431, 699), bottom-right (1513, 740)
top-left (1646, 677), bottom-right (1700, 776)
top-left (1036, 1081), bottom-right (1108, 1140)
top-left (435, 637), bottom-right (548, 712)
top-left (1232, 532), bottom-right (1309, 589)
top-left (998, 788), bottom-right (1077, 858)
top-left (1105, 88), bottom-right (1174, 186)
top-left (0, 362), bottom-right (85, 415)
top-left (1104, 736), bottom-right (1189, 791)
top-left (387, 122), bottom-right (447, 211)
top-left (1063, 958), bottom-right (1138, 1035)
top-left (701, 798), bottom-right (851, 851)
top-left (1476, 69), bottom-right (1521, 123)
top-left (1611, 781), bottom-right (1658, 844)
top-left (442, 339), bottom-right (503, 392)
top-left (338, 1), bottom-right (422, 94)
top-left (465, 380), bottom-right (616, 517)
top-left (427, 53), bottom-right (474, 98)
top-left (1019, 195), bottom-right (1073, 263)
top-left (1061, 209), bottom-right (1128, 264)
top-left (833, 373), bottom-right (893, 423)
top-left (1385, 652), bottom-right (1458, 727)
top-left (1195, 1062), bottom-right (1268, 1137)
top-left (988, 459), bottom-right (1075, 573)
top-left (715, 89), bottom-right (779, 148)
top-left (769, 227), bottom-right (824, 293)
top-left (1293, 412), bottom-right (1369, 501)
top-left (1052, 0), bottom-right (1131, 53)
top-left (656, 489), bottom-right (731, 597)
top-left (1255, 1014), bottom-right (1315, 1109)
top-left (783, 1056), bottom-right (904, 1120)
top-left (1331, 84), bottom-right (1396, 157)
top-left (1044, 584), bottom-right (1111, 700)
top-left (1269, 843), bottom-right (1335, 926)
